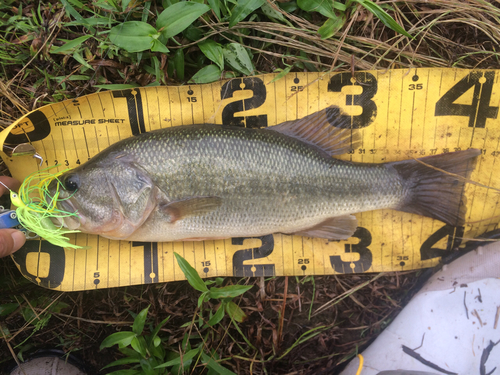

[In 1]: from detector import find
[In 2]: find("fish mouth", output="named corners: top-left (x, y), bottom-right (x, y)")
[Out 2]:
top-left (50, 198), bottom-right (85, 230)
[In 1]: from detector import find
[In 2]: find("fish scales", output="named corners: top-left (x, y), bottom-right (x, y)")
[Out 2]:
top-left (49, 106), bottom-right (479, 242)
top-left (84, 125), bottom-right (403, 241)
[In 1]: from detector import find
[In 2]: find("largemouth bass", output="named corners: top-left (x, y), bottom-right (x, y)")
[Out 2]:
top-left (49, 106), bottom-right (479, 242)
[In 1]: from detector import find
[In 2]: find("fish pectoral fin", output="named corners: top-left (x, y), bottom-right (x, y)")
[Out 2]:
top-left (266, 106), bottom-right (361, 156)
top-left (291, 215), bottom-right (358, 240)
top-left (160, 196), bottom-right (222, 223)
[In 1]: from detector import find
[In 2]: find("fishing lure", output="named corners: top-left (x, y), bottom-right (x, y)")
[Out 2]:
top-left (7, 166), bottom-right (85, 249)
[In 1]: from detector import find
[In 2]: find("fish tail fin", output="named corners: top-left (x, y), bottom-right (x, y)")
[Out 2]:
top-left (391, 149), bottom-right (480, 226)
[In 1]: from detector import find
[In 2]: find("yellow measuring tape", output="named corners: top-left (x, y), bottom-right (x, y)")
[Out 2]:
top-left (2, 68), bottom-right (499, 291)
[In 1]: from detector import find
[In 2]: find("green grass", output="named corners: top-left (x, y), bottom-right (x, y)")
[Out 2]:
top-left (1, 0), bottom-right (500, 373)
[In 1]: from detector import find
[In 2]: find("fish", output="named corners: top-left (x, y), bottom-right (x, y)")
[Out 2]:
top-left (48, 106), bottom-right (480, 242)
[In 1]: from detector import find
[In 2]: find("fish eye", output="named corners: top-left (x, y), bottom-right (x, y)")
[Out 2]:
top-left (63, 174), bottom-right (80, 191)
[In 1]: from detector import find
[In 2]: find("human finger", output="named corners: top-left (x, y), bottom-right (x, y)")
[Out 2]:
top-left (0, 176), bottom-right (20, 196)
top-left (0, 229), bottom-right (25, 257)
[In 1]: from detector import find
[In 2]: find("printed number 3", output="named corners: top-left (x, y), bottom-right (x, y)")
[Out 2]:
top-left (327, 72), bottom-right (378, 129)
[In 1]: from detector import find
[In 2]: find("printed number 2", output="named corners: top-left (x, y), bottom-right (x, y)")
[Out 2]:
top-left (232, 235), bottom-right (275, 277)
top-left (435, 71), bottom-right (498, 128)
top-left (221, 77), bottom-right (267, 128)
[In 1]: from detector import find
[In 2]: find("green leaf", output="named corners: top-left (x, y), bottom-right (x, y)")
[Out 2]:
top-left (100, 331), bottom-right (137, 350)
top-left (54, 75), bottom-right (91, 82)
top-left (354, 0), bottom-right (412, 38)
top-left (151, 39), bottom-right (169, 53)
top-left (51, 35), bottom-right (93, 54)
top-left (269, 65), bottom-right (292, 84)
top-left (93, 0), bottom-right (117, 11)
top-left (318, 16), bottom-right (344, 39)
top-left (276, 325), bottom-right (327, 360)
top-left (72, 50), bottom-right (93, 70)
top-left (189, 65), bottom-right (221, 84)
top-left (0, 303), bottom-right (19, 317)
top-left (66, 17), bottom-right (117, 27)
top-left (208, 285), bottom-right (252, 299)
top-left (157, 2), bottom-right (210, 40)
top-left (48, 301), bottom-right (69, 314)
top-left (207, 0), bottom-right (221, 20)
top-left (132, 306), bottom-right (149, 336)
top-left (225, 301), bottom-right (247, 322)
top-left (280, 1), bottom-right (297, 12)
top-left (153, 336), bottom-right (161, 347)
top-left (139, 357), bottom-right (157, 375)
top-left (198, 291), bottom-right (208, 308)
top-left (151, 342), bottom-right (165, 359)
top-left (260, 2), bottom-right (286, 22)
top-left (101, 357), bottom-right (141, 370)
top-left (109, 21), bottom-right (158, 52)
top-left (94, 83), bottom-right (140, 90)
top-left (172, 48), bottom-right (185, 81)
top-left (201, 352), bottom-right (237, 375)
top-left (120, 346), bottom-right (142, 358)
top-left (121, 0), bottom-right (133, 12)
top-left (184, 24), bottom-right (203, 41)
top-left (198, 39), bottom-right (224, 70)
top-left (174, 253), bottom-right (208, 292)
top-left (60, 0), bottom-right (96, 33)
top-left (150, 316), bottom-right (170, 345)
top-left (130, 336), bottom-right (148, 358)
top-left (105, 370), bottom-right (142, 375)
top-left (155, 348), bottom-right (200, 369)
top-left (206, 304), bottom-right (225, 326)
top-left (223, 43), bottom-right (255, 75)
top-left (229, 0), bottom-right (266, 27)
top-left (333, 1), bottom-right (347, 11)
top-left (297, 0), bottom-right (336, 19)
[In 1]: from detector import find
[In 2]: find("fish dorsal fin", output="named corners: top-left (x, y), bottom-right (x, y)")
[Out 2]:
top-left (266, 106), bottom-right (361, 156)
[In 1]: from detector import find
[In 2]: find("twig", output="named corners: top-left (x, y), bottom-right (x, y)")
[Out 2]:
top-left (1, 323), bottom-right (26, 375)
top-left (412, 333), bottom-right (426, 351)
top-left (472, 309), bottom-right (484, 327)
top-left (402, 345), bottom-right (458, 375)
top-left (313, 273), bottom-right (384, 317)
top-left (494, 306), bottom-right (500, 329)
top-left (480, 340), bottom-right (500, 375)
top-left (464, 291), bottom-right (469, 320)
top-left (277, 276), bottom-right (288, 349)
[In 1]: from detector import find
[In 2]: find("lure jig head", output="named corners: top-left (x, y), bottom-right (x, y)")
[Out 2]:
top-left (2, 166), bottom-right (86, 249)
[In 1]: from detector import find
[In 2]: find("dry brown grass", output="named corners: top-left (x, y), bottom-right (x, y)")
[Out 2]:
top-left (0, 0), bottom-right (499, 373)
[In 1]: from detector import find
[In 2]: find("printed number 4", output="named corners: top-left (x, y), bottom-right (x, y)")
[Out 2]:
top-left (435, 71), bottom-right (499, 128)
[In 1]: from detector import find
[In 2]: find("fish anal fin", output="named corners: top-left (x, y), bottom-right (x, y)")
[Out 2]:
top-left (159, 196), bottom-right (222, 223)
top-left (267, 106), bottom-right (361, 156)
top-left (291, 215), bottom-right (358, 240)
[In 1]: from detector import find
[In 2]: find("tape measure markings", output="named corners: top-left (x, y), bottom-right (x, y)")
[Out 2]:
top-left (4, 69), bottom-right (500, 291)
